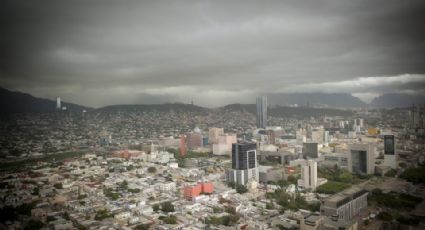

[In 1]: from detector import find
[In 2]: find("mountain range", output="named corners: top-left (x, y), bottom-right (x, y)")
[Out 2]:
top-left (0, 87), bottom-right (423, 114)
top-left (0, 87), bottom-right (90, 113)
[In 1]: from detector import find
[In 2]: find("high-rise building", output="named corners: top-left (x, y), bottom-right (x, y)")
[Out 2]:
top-left (187, 132), bottom-right (203, 150)
top-left (256, 96), bottom-right (267, 129)
top-left (297, 160), bottom-right (318, 190)
top-left (212, 133), bottom-right (237, 156)
top-left (311, 129), bottom-right (324, 143)
top-left (349, 143), bottom-right (375, 174)
top-left (209, 127), bottom-right (224, 145)
top-left (226, 142), bottom-right (259, 185)
top-left (56, 97), bottom-right (61, 110)
top-left (323, 131), bottom-right (329, 144)
top-left (179, 134), bottom-right (187, 156)
top-left (383, 135), bottom-right (397, 169)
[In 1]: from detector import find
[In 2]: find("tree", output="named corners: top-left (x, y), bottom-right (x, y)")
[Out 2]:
top-left (377, 211), bottom-right (393, 221)
top-left (147, 166), bottom-right (157, 173)
top-left (159, 215), bottom-right (177, 224)
top-left (161, 201), bottom-right (175, 213)
top-left (24, 219), bottom-right (44, 230)
top-left (54, 183), bottom-right (63, 189)
top-left (266, 202), bottom-right (274, 210)
top-left (236, 184), bottom-right (248, 194)
top-left (152, 204), bottom-right (160, 212)
top-left (94, 209), bottom-right (112, 221)
top-left (135, 224), bottom-right (151, 230)
top-left (119, 180), bottom-right (128, 190)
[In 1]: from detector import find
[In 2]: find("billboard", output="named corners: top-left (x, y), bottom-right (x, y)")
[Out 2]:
top-left (384, 135), bottom-right (395, 155)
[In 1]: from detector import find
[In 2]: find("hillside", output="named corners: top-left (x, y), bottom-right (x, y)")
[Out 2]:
top-left (0, 87), bottom-right (90, 114)
top-left (370, 93), bottom-right (425, 108)
top-left (267, 93), bottom-right (366, 108)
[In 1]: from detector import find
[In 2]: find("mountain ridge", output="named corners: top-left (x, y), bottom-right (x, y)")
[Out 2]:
top-left (1, 87), bottom-right (423, 114)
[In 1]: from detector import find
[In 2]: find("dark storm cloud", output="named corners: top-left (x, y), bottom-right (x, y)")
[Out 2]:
top-left (1, 0), bottom-right (424, 107)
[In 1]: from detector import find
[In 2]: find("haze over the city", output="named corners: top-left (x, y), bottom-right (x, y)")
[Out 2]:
top-left (1, 0), bottom-right (425, 107)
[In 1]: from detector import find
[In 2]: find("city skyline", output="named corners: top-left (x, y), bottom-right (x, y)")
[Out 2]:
top-left (1, 1), bottom-right (425, 107)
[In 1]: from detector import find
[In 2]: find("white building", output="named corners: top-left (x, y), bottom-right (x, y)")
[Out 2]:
top-left (297, 160), bottom-right (318, 190)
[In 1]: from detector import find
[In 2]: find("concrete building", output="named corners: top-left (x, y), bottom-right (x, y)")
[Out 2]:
top-left (300, 214), bottom-right (323, 230)
top-left (226, 142), bottom-right (259, 185)
top-left (303, 142), bottom-right (319, 158)
top-left (256, 96), bottom-right (267, 129)
top-left (297, 160), bottom-right (318, 190)
top-left (319, 152), bottom-right (351, 171)
top-left (187, 132), bottom-right (203, 150)
top-left (208, 127), bottom-right (224, 145)
top-left (349, 143), bottom-right (375, 174)
top-left (179, 134), bottom-right (187, 156)
top-left (258, 166), bottom-right (285, 183)
top-left (212, 133), bottom-right (237, 156)
top-left (56, 97), bottom-right (61, 110)
top-left (311, 129), bottom-right (324, 144)
top-left (183, 182), bottom-right (214, 201)
top-left (383, 134), bottom-right (397, 169)
top-left (320, 186), bottom-right (368, 221)
top-left (321, 215), bottom-right (358, 230)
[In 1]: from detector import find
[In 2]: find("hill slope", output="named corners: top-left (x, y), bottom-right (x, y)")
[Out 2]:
top-left (267, 93), bottom-right (366, 108)
top-left (0, 87), bottom-right (90, 113)
top-left (370, 93), bottom-right (425, 108)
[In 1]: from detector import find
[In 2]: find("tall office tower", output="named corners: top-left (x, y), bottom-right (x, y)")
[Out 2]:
top-left (267, 130), bottom-right (276, 145)
top-left (312, 129), bottom-right (324, 143)
top-left (358, 118), bottom-right (364, 128)
top-left (179, 134), bottom-right (187, 156)
top-left (209, 127), bottom-right (224, 145)
top-left (256, 96), bottom-right (267, 129)
top-left (226, 142), bottom-right (259, 185)
top-left (297, 160), bottom-right (318, 190)
top-left (411, 105), bottom-right (421, 128)
top-left (56, 97), bottom-right (61, 110)
top-left (349, 143), bottom-right (375, 174)
top-left (212, 133), bottom-right (237, 156)
top-left (323, 131), bottom-right (330, 144)
top-left (187, 132), bottom-right (203, 150)
top-left (383, 135), bottom-right (397, 169)
top-left (303, 142), bottom-right (319, 158)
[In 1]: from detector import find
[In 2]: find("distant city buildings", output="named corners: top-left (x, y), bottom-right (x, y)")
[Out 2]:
top-left (226, 142), bottom-right (259, 185)
top-left (256, 96), bottom-right (267, 129)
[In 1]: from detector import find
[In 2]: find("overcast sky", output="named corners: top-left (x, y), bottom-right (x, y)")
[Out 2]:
top-left (1, 0), bottom-right (425, 107)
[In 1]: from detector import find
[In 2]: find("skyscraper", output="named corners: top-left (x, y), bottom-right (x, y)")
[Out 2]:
top-left (179, 134), bottom-right (187, 156)
top-left (384, 135), bottom-right (397, 169)
top-left (297, 160), bottom-right (318, 190)
top-left (226, 142), bottom-right (259, 185)
top-left (256, 96), bottom-right (267, 129)
top-left (56, 97), bottom-right (61, 110)
top-left (208, 127), bottom-right (224, 145)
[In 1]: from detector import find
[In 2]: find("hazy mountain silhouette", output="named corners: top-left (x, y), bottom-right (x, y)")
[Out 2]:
top-left (370, 93), bottom-right (425, 108)
top-left (0, 87), bottom-right (91, 113)
top-left (267, 93), bottom-right (367, 108)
